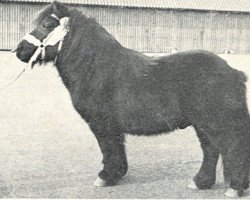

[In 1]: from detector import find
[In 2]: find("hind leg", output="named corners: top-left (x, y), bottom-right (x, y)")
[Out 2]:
top-left (222, 136), bottom-right (250, 197)
top-left (198, 118), bottom-right (249, 197)
top-left (223, 153), bottom-right (249, 189)
top-left (189, 126), bottom-right (219, 189)
top-left (218, 109), bottom-right (250, 197)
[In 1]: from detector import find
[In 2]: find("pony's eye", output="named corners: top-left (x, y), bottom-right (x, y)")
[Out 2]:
top-left (41, 24), bottom-right (47, 30)
top-left (40, 17), bottom-right (59, 31)
top-left (41, 23), bottom-right (49, 30)
top-left (41, 21), bottom-right (54, 30)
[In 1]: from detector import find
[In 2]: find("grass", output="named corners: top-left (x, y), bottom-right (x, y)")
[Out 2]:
top-left (0, 51), bottom-right (250, 198)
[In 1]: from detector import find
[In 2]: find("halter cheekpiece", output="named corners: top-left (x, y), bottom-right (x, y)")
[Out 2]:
top-left (23, 14), bottom-right (69, 68)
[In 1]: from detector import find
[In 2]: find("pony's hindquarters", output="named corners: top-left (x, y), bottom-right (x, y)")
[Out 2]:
top-left (189, 71), bottom-right (250, 197)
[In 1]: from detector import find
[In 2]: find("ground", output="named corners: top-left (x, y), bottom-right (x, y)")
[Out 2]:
top-left (0, 51), bottom-right (250, 198)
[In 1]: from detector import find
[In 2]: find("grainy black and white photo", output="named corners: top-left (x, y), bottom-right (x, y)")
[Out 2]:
top-left (0, 0), bottom-right (250, 198)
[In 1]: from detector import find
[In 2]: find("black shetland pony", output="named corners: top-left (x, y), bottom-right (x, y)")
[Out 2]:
top-left (15, 2), bottom-right (250, 197)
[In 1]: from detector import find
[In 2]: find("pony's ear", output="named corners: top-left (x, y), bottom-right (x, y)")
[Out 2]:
top-left (52, 1), bottom-right (69, 18)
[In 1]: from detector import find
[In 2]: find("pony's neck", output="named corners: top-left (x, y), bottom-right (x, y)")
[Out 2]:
top-left (55, 10), bottom-right (121, 90)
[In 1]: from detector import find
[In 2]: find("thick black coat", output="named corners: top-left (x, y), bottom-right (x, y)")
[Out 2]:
top-left (15, 2), bottom-right (250, 194)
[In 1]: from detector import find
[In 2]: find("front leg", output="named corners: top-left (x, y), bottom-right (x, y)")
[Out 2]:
top-left (91, 126), bottom-right (128, 186)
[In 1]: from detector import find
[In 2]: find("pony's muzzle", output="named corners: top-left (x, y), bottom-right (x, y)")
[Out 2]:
top-left (15, 40), bottom-right (38, 63)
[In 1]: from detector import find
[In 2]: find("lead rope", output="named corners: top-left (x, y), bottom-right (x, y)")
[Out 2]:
top-left (0, 67), bottom-right (26, 92)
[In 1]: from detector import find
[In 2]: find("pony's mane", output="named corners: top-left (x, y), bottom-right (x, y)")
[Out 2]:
top-left (68, 9), bottom-right (97, 30)
top-left (33, 4), bottom-right (99, 33)
top-left (65, 8), bottom-right (156, 67)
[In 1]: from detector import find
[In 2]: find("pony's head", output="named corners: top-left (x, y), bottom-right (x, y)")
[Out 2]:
top-left (15, 1), bottom-right (69, 67)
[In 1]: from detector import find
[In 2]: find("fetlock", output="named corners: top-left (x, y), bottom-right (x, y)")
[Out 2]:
top-left (194, 173), bottom-right (215, 189)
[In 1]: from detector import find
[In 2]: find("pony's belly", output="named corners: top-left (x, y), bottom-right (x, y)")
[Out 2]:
top-left (122, 118), bottom-right (173, 135)
top-left (117, 107), bottom-right (185, 135)
top-left (115, 89), bottom-right (185, 135)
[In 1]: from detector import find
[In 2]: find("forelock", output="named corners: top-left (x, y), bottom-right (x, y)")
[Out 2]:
top-left (32, 4), bottom-right (54, 26)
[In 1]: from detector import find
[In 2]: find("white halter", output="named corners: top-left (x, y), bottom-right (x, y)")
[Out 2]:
top-left (22, 14), bottom-right (69, 69)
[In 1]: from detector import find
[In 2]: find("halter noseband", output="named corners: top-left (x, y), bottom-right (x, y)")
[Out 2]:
top-left (22, 14), bottom-right (69, 68)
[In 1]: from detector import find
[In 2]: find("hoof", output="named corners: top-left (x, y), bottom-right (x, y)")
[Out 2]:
top-left (94, 177), bottom-right (108, 187)
top-left (224, 188), bottom-right (243, 198)
top-left (188, 180), bottom-right (198, 190)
